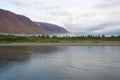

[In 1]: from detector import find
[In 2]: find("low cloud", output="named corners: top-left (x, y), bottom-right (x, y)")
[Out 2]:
top-left (89, 22), bottom-right (120, 32)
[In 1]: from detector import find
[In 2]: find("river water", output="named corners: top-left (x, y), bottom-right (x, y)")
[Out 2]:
top-left (0, 46), bottom-right (120, 80)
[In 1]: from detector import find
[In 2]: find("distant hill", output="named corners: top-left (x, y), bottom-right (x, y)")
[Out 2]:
top-left (35, 22), bottom-right (68, 34)
top-left (0, 9), bottom-right (68, 34)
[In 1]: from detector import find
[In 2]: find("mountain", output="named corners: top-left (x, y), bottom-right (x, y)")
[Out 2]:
top-left (0, 9), bottom-right (68, 34)
top-left (35, 22), bottom-right (68, 34)
top-left (0, 9), bottom-right (48, 34)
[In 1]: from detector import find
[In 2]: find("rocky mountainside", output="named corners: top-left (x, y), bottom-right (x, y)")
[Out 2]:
top-left (0, 9), bottom-right (68, 34)
top-left (35, 22), bottom-right (68, 34)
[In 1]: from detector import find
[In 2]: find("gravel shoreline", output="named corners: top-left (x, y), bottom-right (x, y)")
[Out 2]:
top-left (0, 42), bottom-right (120, 46)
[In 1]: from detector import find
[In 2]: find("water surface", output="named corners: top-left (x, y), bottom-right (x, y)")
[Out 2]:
top-left (0, 46), bottom-right (120, 80)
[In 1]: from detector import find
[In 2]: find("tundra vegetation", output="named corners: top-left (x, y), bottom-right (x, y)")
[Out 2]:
top-left (0, 34), bottom-right (120, 43)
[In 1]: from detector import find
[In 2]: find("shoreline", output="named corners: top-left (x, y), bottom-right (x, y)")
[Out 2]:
top-left (0, 42), bottom-right (120, 46)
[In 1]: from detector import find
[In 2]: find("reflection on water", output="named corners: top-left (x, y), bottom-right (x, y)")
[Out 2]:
top-left (0, 46), bottom-right (120, 80)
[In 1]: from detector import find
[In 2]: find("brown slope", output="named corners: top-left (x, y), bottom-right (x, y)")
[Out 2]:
top-left (35, 22), bottom-right (68, 34)
top-left (0, 9), bottom-right (48, 34)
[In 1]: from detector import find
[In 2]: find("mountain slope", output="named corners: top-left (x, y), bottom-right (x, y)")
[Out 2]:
top-left (35, 22), bottom-right (68, 33)
top-left (0, 9), bottom-right (48, 34)
top-left (0, 9), bottom-right (68, 34)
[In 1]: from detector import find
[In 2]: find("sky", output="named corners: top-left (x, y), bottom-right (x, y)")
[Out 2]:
top-left (0, 0), bottom-right (120, 34)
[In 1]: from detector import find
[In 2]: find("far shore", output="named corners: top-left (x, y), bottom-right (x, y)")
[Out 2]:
top-left (0, 42), bottom-right (120, 46)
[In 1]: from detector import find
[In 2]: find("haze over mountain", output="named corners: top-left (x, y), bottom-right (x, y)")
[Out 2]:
top-left (0, 9), bottom-right (68, 34)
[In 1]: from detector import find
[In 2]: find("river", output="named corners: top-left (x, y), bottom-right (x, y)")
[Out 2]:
top-left (0, 46), bottom-right (120, 80)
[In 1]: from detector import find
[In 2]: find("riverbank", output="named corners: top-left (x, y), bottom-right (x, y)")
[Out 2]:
top-left (0, 34), bottom-right (120, 43)
top-left (0, 42), bottom-right (120, 46)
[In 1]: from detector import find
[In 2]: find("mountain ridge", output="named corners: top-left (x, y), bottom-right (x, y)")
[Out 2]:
top-left (0, 9), bottom-right (68, 34)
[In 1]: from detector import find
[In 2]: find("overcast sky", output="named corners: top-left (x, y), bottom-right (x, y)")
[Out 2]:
top-left (0, 0), bottom-right (120, 34)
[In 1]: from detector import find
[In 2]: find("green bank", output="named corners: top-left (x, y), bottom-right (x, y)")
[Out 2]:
top-left (0, 34), bottom-right (120, 43)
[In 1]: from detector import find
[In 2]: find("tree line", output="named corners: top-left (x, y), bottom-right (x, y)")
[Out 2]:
top-left (0, 34), bottom-right (120, 43)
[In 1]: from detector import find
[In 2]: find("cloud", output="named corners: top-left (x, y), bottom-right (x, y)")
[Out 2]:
top-left (50, 10), bottom-right (73, 16)
top-left (94, 25), bottom-right (120, 35)
top-left (88, 24), bottom-right (109, 32)
top-left (96, 0), bottom-right (120, 8)
top-left (10, 0), bottom-right (30, 7)
top-left (3, 0), bottom-right (119, 35)
top-left (87, 21), bottom-right (120, 34)
top-left (33, 4), bottom-right (59, 10)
